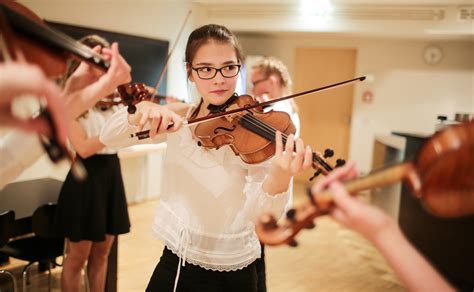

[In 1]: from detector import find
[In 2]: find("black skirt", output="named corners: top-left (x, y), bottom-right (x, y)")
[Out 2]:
top-left (55, 154), bottom-right (130, 242)
top-left (146, 247), bottom-right (258, 292)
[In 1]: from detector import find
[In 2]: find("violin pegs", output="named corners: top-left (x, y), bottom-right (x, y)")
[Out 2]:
top-left (286, 208), bottom-right (296, 221)
top-left (323, 148), bottom-right (334, 158)
top-left (305, 221), bottom-right (316, 230)
top-left (260, 214), bottom-right (278, 230)
top-left (127, 104), bottom-right (137, 114)
top-left (288, 239), bottom-right (298, 247)
top-left (309, 169), bottom-right (322, 181)
top-left (336, 159), bottom-right (346, 168)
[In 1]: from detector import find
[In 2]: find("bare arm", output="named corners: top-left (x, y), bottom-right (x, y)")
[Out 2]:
top-left (64, 43), bottom-right (131, 119)
top-left (312, 163), bottom-right (454, 292)
top-left (372, 220), bottom-right (454, 292)
top-left (65, 79), bottom-right (117, 120)
top-left (68, 119), bottom-right (104, 159)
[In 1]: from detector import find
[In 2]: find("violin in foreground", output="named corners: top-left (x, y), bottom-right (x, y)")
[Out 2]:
top-left (256, 121), bottom-right (474, 246)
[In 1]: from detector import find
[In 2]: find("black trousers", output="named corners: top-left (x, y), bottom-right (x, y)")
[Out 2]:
top-left (146, 247), bottom-right (258, 292)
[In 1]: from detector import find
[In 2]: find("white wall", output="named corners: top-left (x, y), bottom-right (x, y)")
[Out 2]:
top-left (237, 33), bottom-right (474, 172)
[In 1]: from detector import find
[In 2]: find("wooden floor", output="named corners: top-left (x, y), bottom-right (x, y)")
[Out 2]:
top-left (1, 183), bottom-right (406, 291)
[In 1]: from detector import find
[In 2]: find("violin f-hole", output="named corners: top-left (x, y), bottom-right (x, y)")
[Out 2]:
top-left (213, 125), bottom-right (236, 134)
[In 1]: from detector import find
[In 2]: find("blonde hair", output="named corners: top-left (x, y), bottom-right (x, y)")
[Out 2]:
top-left (252, 56), bottom-right (298, 112)
top-left (58, 34), bottom-right (110, 88)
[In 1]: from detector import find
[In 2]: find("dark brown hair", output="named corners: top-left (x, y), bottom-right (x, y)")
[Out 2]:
top-left (185, 24), bottom-right (244, 77)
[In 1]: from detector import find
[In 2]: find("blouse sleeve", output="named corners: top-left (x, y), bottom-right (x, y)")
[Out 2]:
top-left (243, 160), bottom-right (291, 222)
top-left (99, 106), bottom-right (166, 150)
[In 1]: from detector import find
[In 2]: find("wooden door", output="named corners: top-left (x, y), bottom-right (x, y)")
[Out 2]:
top-left (294, 48), bottom-right (357, 183)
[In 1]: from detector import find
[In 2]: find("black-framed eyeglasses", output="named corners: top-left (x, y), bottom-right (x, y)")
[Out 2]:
top-left (191, 64), bottom-right (241, 80)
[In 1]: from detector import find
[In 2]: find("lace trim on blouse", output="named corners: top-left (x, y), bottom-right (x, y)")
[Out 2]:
top-left (152, 203), bottom-right (261, 272)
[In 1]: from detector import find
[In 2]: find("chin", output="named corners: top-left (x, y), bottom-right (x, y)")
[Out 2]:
top-left (209, 92), bottom-right (232, 105)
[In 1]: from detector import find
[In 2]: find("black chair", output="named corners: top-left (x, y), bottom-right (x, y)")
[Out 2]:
top-left (0, 204), bottom-right (64, 291)
top-left (0, 210), bottom-right (17, 292)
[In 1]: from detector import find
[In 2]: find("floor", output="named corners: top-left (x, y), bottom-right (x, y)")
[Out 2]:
top-left (0, 183), bottom-right (405, 291)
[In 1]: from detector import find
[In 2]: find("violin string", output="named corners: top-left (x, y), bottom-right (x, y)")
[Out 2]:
top-left (240, 113), bottom-right (288, 144)
top-left (39, 22), bottom-right (106, 65)
top-left (241, 114), bottom-right (332, 170)
top-left (245, 113), bottom-right (332, 170)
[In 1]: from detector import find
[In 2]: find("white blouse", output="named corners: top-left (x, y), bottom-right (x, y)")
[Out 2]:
top-left (77, 107), bottom-right (117, 155)
top-left (100, 106), bottom-right (290, 271)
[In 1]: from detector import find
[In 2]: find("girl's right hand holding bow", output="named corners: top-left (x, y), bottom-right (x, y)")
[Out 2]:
top-left (129, 101), bottom-right (183, 137)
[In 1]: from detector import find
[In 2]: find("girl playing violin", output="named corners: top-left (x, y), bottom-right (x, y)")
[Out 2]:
top-left (100, 24), bottom-right (313, 291)
top-left (54, 35), bottom-right (132, 292)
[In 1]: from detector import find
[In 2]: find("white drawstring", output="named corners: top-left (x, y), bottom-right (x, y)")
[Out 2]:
top-left (173, 228), bottom-right (189, 292)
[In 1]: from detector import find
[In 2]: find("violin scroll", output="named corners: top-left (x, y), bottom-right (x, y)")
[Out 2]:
top-left (100, 82), bottom-right (176, 113)
top-left (116, 83), bottom-right (149, 114)
top-left (256, 192), bottom-right (329, 247)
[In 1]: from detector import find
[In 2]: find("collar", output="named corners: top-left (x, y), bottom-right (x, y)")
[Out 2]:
top-left (206, 93), bottom-right (239, 114)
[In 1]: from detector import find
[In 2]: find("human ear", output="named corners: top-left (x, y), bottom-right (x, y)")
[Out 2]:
top-left (186, 63), bottom-right (194, 83)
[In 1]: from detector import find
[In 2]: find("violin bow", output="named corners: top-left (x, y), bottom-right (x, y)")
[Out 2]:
top-left (131, 76), bottom-right (366, 139)
top-left (151, 10), bottom-right (192, 100)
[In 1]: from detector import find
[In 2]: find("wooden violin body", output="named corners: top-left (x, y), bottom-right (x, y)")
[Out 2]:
top-left (194, 94), bottom-right (295, 164)
top-left (193, 94), bottom-right (343, 178)
top-left (257, 122), bottom-right (474, 246)
top-left (0, 0), bottom-right (149, 114)
top-left (0, 0), bottom-right (109, 75)
top-left (413, 121), bottom-right (474, 217)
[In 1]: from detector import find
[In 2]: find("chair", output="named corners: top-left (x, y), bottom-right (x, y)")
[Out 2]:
top-left (0, 203), bottom-right (64, 291)
top-left (0, 210), bottom-right (17, 292)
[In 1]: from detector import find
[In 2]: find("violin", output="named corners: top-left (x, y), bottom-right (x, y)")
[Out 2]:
top-left (94, 85), bottom-right (179, 111)
top-left (194, 93), bottom-right (344, 178)
top-left (256, 121), bottom-right (474, 247)
top-left (0, 0), bottom-right (149, 114)
top-left (98, 10), bottom-right (191, 112)
top-left (0, 0), bottom-right (89, 178)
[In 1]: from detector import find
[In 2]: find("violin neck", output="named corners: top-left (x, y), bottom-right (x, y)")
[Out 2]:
top-left (1, 3), bottom-right (109, 70)
top-left (316, 162), bottom-right (416, 205)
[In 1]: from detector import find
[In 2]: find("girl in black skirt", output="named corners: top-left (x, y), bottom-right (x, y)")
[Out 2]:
top-left (54, 35), bottom-right (131, 292)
